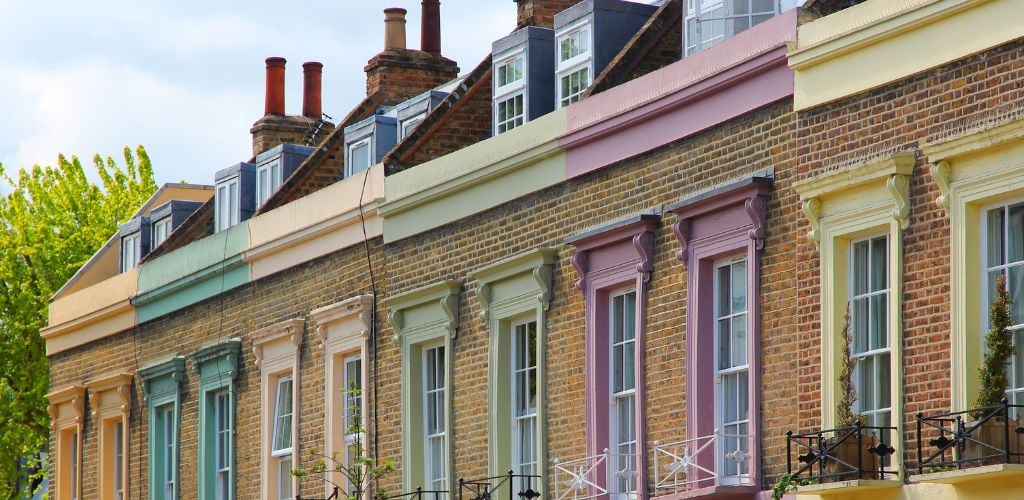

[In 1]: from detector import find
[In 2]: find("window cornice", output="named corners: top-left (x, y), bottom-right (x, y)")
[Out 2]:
top-left (566, 213), bottom-right (659, 290)
top-left (388, 280), bottom-right (462, 345)
top-left (469, 248), bottom-right (558, 322)
top-left (47, 385), bottom-right (87, 430)
top-left (191, 339), bottom-right (242, 379)
top-left (139, 357), bottom-right (186, 401)
top-left (251, 319), bottom-right (304, 369)
top-left (309, 295), bottom-right (374, 346)
top-left (669, 174), bottom-right (773, 262)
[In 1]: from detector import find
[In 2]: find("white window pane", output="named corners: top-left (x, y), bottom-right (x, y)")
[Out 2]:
top-left (724, 374), bottom-right (738, 422)
top-left (731, 315), bottom-right (747, 367)
top-left (871, 293), bottom-right (888, 350)
top-left (988, 207), bottom-right (1006, 266)
top-left (1009, 203), bottom-right (1024, 263)
top-left (1011, 266), bottom-right (1024, 325)
top-left (279, 456), bottom-right (293, 500)
top-left (732, 261), bottom-right (747, 312)
top-left (350, 143), bottom-right (371, 174)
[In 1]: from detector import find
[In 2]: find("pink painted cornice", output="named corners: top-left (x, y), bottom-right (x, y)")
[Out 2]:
top-left (560, 10), bottom-right (797, 179)
top-left (670, 175), bottom-right (773, 264)
top-left (566, 213), bottom-right (659, 290)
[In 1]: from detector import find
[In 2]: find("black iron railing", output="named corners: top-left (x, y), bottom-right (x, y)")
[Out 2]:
top-left (916, 399), bottom-right (1024, 474)
top-left (786, 424), bottom-right (898, 482)
top-left (388, 488), bottom-right (449, 500)
top-left (458, 470), bottom-right (542, 500)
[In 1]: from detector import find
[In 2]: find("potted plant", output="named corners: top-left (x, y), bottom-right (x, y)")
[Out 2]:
top-left (828, 306), bottom-right (877, 477)
top-left (964, 274), bottom-right (1020, 464)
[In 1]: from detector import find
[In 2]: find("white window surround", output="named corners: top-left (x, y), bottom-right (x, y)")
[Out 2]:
top-left (257, 160), bottom-right (283, 208)
top-left (347, 137), bottom-right (373, 178)
top-left (47, 385), bottom-right (86, 500)
top-left (85, 373), bottom-right (133, 500)
top-left (713, 257), bottom-right (751, 483)
top-left (252, 319), bottom-right (303, 500)
top-left (794, 151), bottom-right (912, 473)
top-left (152, 217), bottom-right (173, 249)
top-left (309, 295), bottom-right (373, 499)
top-left (389, 280), bottom-right (461, 493)
top-left (122, 233), bottom-right (141, 272)
top-left (469, 247), bottom-right (556, 488)
top-left (849, 234), bottom-right (892, 429)
top-left (493, 50), bottom-right (527, 135)
top-left (216, 178), bottom-right (240, 232)
top-left (556, 20), bottom-right (592, 109)
top-left (982, 199), bottom-right (1024, 412)
top-left (924, 117), bottom-right (1024, 410)
top-left (423, 342), bottom-right (447, 492)
top-left (400, 113), bottom-right (427, 140)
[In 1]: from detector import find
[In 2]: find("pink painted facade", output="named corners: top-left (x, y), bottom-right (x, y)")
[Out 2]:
top-left (559, 9), bottom-right (797, 179)
top-left (568, 214), bottom-right (658, 498)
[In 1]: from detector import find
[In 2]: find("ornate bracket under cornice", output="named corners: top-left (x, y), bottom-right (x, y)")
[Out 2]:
top-left (251, 318), bottom-right (304, 369)
top-left (668, 174), bottom-right (774, 258)
top-left (633, 231), bottom-right (655, 282)
top-left (470, 248), bottom-right (559, 324)
top-left (47, 385), bottom-right (86, 429)
top-left (672, 218), bottom-right (691, 263)
top-left (388, 280), bottom-right (462, 349)
top-left (309, 295), bottom-right (374, 347)
top-left (84, 373), bottom-right (133, 419)
top-left (745, 195), bottom-right (769, 250)
top-left (802, 198), bottom-right (822, 244)
top-left (887, 173), bottom-right (911, 229)
top-left (930, 160), bottom-right (952, 213)
top-left (571, 252), bottom-right (588, 291)
top-left (567, 213), bottom-right (659, 293)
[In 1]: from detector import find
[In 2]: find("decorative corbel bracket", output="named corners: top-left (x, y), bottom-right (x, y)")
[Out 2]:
top-left (672, 218), bottom-right (691, 264)
top-left (887, 173), bottom-right (911, 230)
top-left (802, 198), bottom-right (822, 245)
top-left (388, 310), bottom-right (403, 347)
top-left (476, 283), bottom-right (492, 323)
top-left (440, 294), bottom-right (459, 337)
top-left (745, 195), bottom-right (768, 250)
top-left (931, 160), bottom-right (952, 214)
top-left (532, 264), bottom-right (553, 310)
top-left (633, 231), bottom-right (655, 283)
top-left (571, 251), bottom-right (588, 292)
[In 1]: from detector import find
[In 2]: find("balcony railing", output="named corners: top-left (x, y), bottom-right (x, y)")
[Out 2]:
top-left (458, 470), bottom-right (542, 500)
top-left (653, 431), bottom-right (754, 495)
top-left (786, 424), bottom-right (898, 482)
top-left (386, 488), bottom-right (449, 500)
top-left (916, 399), bottom-right (1024, 474)
top-left (552, 449), bottom-right (638, 499)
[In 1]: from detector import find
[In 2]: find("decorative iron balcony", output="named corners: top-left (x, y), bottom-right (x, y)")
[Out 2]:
top-left (786, 424), bottom-right (898, 482)
top-left (552, 449), bottom-right (638, 499)
top-left (916, 399), bottom-right (1024, 474)
top-left (457, 470), bottom-right (542, 500)
top-left (653, 431), bottom-right (754, 495)
top-left (386, 488), bottom-right (449, 500)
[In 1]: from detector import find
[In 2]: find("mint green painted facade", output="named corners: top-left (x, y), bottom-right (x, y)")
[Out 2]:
top-left (134, 257), bottom-right (248, 324)
top-left (140, 357), bottom-right (186, 500)
top-left (191, 340), bottom-right (240, 500)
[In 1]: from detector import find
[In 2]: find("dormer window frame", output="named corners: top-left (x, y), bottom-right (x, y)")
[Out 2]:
top-left (346, 136), bottom-right (373, 178)
top-left (555, 19), bottom-right (593, 109)
top-left (493, 49), bottom-right (527, 135)
top-left (151, 216), bottom-right (172, 250)
top-left (215, 177), bottom-right (240, 233)
top-left (121, 232), bottom-right (141, 273)
top-left (684, 0), bottom-right (780, 57)
top-left (256, 159), bottom-right (283, 209)
top-left (399, 113), bottom-right (427, 140)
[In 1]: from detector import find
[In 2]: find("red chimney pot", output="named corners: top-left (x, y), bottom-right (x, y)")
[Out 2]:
top-left (421, 0), bottom-right (442, 55)
top-left (302, 62), bottom-right (323, 118)
top-left (264, 57), bottom-right (287, 115)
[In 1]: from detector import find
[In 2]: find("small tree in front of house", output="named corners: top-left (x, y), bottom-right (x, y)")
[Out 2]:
top-left (973, 274), bottom-right (1016, 417)
top-left (836, 305), bottom-right (861, 429)
top-left (293, 383), bottom-right (395, 500)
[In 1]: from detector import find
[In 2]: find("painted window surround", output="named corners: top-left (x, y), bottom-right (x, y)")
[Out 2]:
top-left (468, 248), bottom-right (557, 485)
top-left (251, 319), bottom-right (304, 500)
top-left (140, 357), bottom-right (187, 500)
top-left (191, 339), bottom-right (242, 500)
top-left (668, 175), bottom-right (771, 495)
top-left (47, 385), bottom-right (86, 500)
top-left (923, 117), bottom-right (1024, 410)
top-left (85, 372), bottom-right (132, 500)
top-left (388, 280), bottom-right (461, 493)
top-left (793, 151), bottom-right (913, 468)
top-left (309, 295), bottom-right (373, 498)
top-left (567, 214), bottom-right (657, 497)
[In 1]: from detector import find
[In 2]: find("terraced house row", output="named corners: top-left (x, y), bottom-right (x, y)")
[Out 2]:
top-left (43, 0), bottom-right (1024, 499)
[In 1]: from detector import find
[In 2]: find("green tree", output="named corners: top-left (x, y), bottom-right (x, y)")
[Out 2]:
top-left (974, 274), bottom-right (1016, 414)
top-left (836, 305), bottom-right (860, 429)
top-left (0, 146), bottom-right (158, 497)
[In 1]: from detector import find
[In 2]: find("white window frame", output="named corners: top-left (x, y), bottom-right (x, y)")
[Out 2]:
top-left (121, 233), bottom-right (141, 272)
top-left (608, 287), bottom-right (638, 497)
top-left (849, 234), bottom-right (892, 429)
top-left (493, 51), bottom-right (527, 135)
top-left (215, 179), bottom-right (240, 232)
top-left (555, 20), bottom-right (592, 109)
top-left (423, 342), bottom-right (447, 492)
top-left (160, 405), bottom-right (176, 498)
top-left (271, 375), bottom-right (294, 457)
top-left (343, 354), bottom-right (363, 450)
top-left (256, 160), bottom-right (283, 208)
top-left (152, 217), bottom-right (172, 249)
top-left (214, 390), bottom-right (232, 500)
top-left (346, 137), bottom-right (373, 177)
top-left (982, 198), bottom-right (1024, 409)
top-left (69, 429), bottom-right (79, 500)
top-left (511, 319), bottom-right (539, 483)
top-left (112, 420), bottom-right (125, 500)
top-left (684, 0), bottom-right (779, 56)
top-left (400, 113), bottom-right (427, 140)
top-left (713, 257), bottom-right (750, 484)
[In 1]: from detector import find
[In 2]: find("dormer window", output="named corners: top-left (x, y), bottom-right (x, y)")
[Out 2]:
top-left (214, 162), bottom-right (255, 233)
top-left (256, 160), bottom-right (282, 208)
top-left (253, 144), bottom-right (312, 209)
top-left (495, 54), bottom-right (526, 134)
top-left (685, 0), bottom-right (779, 56)
top-left (343, 114), bottom-right (397, 177)
top-left (216, 178), bottom-right (240, 232)
top-left (348, 138), bottom-right (372, 175)
top-left (152, 217), bottom-right (172, 249)
top-left (556, 22), bottom-right (591, 108)
top-left (122, 233), bottom-right (141, 272)
top-left (148, 199), bottom-right (203, 249)
top-left (396, 89), bottom-right (448, 140)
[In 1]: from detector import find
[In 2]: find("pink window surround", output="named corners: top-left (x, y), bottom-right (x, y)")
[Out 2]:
top-left (669, 175), bottom-right (770, 497)
top-left (567, 213), bottom-right (657, 498)
top-left (559, 9), bottom-right (796, 180)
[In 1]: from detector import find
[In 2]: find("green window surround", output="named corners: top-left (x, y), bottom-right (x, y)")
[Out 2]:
top-left (140, 357), bottom-right (186, 500)
top-left (191, 339), bottom-right (241, 500)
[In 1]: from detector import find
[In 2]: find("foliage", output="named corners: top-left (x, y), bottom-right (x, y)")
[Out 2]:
top-left (293, 383), bottom-right (395, 500)
top-left (771, 473), bottom-right (796, 500)
top-left (0, 147), bottom-right (157, 496)
top-left (973, 273), bottom-right (1016, 417)
top-left (836, 305), bottom-right (861, 429)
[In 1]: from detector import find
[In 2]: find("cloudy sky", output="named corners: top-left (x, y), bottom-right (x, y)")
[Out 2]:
top-left (0, 0), bottom-right (520, 186)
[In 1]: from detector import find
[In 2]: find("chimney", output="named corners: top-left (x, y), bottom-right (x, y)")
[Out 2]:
top-left (364, 8), bottom-right (460, 103)
top-left (302, 62), bottom-right (323, 118)
top-left (264, 57), bottom-right (286, 115)
top-left (514, 0), bottom-right (577, 28)
top-left (421, 0), bottom-right (442, 55)
top-left (384, 8), bottom-right (408, 50)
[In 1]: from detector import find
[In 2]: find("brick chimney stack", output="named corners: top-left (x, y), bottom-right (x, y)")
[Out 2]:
top-left (251, 58), bottom-right (335, 156)
top-left (421, 0), bottom-right (442, 55)
top-left (364, 7), bottom-right (459, 104)
top-left (514, 0), bottom-right (577, 28)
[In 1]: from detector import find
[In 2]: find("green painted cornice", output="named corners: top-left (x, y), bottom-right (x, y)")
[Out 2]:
top-left (131, 255), bottom-right (246, 307)
top-left (137, 221), bottom-right (249, 296)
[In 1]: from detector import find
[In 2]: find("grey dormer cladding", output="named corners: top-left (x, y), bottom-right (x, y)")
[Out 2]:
top-left (395, 90), bottom-right (448, 126)
top-left (492, 26), bottom-right (555, 125)
top-left (149, 200), bottom-right (203, 232)
top-left (120, 215), bottom-right (151, 269)
top-left (343, 112), bottom-right (398, 171)
top-left (214, 162), bottom-right (256, 227)
top-left (254, 143), bottom-right (314, 181)
top-left (554, 0), bottom-right (657, 78)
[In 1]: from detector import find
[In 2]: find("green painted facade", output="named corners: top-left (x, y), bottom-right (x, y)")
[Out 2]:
top-left (191, 340), bottom-right (240, 500)
top-left (140, 357), bottom-right (186, 500)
